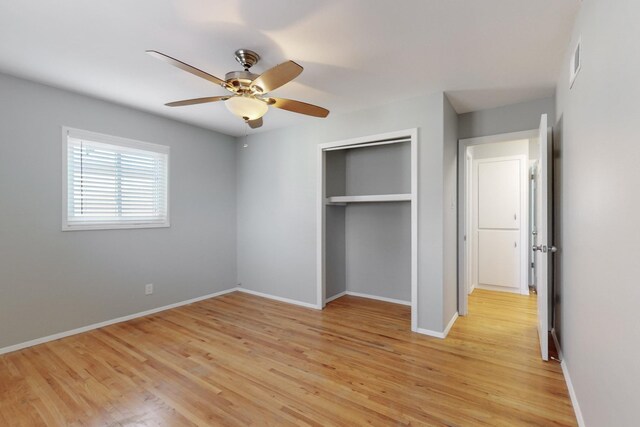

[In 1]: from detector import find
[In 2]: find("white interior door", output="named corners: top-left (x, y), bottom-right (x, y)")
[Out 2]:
top-left (478, 230), bottom-right (520, 287)
top-left (476, 158), bottom-right (521, 290)
top-left (535, 114), bottom-right (552, 361)
top-left (478, 160), bottom-right (520, 229)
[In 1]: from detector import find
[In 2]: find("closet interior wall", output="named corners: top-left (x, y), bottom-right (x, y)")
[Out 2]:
top-left (325, 142), bottom-right (411, 303)
top-left (325, 150), bottom-right (347, 300)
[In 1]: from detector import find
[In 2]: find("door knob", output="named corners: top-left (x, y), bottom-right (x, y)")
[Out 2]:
top-left (549, 246), bottom-right (558, 253)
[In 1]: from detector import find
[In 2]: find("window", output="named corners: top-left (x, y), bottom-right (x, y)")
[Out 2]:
top-left (62, 127), bottom-right (169, 230)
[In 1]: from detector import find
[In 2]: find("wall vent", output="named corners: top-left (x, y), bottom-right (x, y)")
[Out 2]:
top-left (570, 39), bottom-right (582, 88)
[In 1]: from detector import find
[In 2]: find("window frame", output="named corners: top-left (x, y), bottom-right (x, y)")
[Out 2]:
top-left (61, 126), bottom-right (171, 231)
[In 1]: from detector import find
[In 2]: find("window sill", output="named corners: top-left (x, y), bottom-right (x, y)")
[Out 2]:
top-left (61, 222), bottom-right (170, 232)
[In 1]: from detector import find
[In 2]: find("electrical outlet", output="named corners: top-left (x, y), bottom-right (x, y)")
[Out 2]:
top-left (145, 283), bottom-right (153, 295)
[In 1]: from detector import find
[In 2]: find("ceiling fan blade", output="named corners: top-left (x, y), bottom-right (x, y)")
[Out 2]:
top-left (165, 96), bottom-right (230, 107)
top-left (146, 50), bottom-right (228, 87)
top-left (251, 61), bottom-right (303, 93)
top-left (267, 98), bottom-right (329, 118)
top-left (247, 117), bottom-right (263, 129)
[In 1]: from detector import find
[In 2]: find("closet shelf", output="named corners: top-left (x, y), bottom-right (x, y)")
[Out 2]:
top-left (326, 194), bottom-right (412, 204)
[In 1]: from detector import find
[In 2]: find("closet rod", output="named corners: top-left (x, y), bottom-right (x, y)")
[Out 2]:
top-left (323, 138), bottom-right (411, 152)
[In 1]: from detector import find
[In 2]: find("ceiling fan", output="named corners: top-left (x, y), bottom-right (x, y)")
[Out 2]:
top-left (146, 49), bottom-right (330, 129)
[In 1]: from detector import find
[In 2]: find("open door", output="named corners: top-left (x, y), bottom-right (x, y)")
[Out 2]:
top-left (533, 114), bottom-right (554, 361)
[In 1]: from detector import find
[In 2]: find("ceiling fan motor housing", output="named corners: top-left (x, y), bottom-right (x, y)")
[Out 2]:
top-left (234, 49), bottom-right (260, 70)
top-left (225, 70), bottom-right (259, 92)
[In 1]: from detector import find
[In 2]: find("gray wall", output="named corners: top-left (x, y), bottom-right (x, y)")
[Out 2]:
top-left (344, 143), bottom-right (411, 302)
top-left (0, 73), bottom-right (237, 349)
top-left (325, 151), bottom-right (346, 299)
top-left (442, 96), bottom-right (458, 325)
top-left (237, 92), bottom-right (454, 332)
top-left (324, 143), bottom-right (412, 303)
top-left (554, 0), bottom-right (640, 425)
top-left (325, 205), bottom-right (346, 299)
top-left (345, 203), bottom-right (411, 301)
top-left (458, 97), bottom-right (555, 140)
top-left (345, 142), bottom-right (411, 195)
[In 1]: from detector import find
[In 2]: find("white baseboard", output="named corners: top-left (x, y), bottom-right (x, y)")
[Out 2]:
top-left (561, 360), bottom-right (585, 427)
top-left (551, 328), bottom-right (562, 360)
top-left (476, 284), bottom-right (523, 295)
top-left (551, 329), bottom-right (585, 427)
top-left (0, 287), bottom-right (239, 356)
top-left (443, 312), bottom-right (459, 337)
top-left (415, 312), bottom-right (459, 339)
top-left (344, 291), bottom-right (411, 306)
top-left (325, 291), bottom-right (347, 304)
top-left (235, 287), bottom-right (322, 310)
top-left (415, 327), bottom-right (445, 338)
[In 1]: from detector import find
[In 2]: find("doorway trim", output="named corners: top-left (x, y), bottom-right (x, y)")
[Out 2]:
top-left (457, 129), bottom-right (538, 315)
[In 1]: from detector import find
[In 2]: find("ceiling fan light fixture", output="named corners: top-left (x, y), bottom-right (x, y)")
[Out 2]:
top-left (225, 96), bottom-right (268, 121)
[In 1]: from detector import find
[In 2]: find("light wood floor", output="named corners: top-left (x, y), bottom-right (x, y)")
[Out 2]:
top-left (0, 289), bottom-right (576, 426)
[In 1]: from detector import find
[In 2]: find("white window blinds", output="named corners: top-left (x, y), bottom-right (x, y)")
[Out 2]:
top-left (63, 128), bottom-right (169, 230)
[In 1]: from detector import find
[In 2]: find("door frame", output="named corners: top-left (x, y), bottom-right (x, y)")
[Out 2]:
top-left (464, 150), bottom-right (473, 296)
top-left (457, 129), bottom-right (538, 315)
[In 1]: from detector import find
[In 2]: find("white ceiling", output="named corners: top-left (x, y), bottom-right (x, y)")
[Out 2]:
top-left (0, 0), bottom-right (579, 136)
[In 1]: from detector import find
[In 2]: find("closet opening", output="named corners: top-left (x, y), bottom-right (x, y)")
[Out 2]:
top-left (317, 129), bottom-right (418, 331)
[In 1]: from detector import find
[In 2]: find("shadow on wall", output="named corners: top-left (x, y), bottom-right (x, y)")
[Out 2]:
top-left (455, 96), bottom-right (556, 140)
top-left (552, 114), bottom-right (564, 346)
top-left (446, 88), bottom-right (555, 117)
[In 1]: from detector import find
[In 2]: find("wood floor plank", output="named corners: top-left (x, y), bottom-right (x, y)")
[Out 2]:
top-left (0, 289), bottom-right (577, 426)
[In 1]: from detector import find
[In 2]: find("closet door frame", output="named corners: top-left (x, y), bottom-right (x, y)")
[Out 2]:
top-left (317, 128), bottom-right (418, 331)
